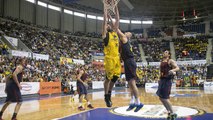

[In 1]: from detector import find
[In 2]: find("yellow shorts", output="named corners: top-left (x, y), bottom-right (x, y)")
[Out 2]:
top-left (104, 56), bottom-right (121, 80)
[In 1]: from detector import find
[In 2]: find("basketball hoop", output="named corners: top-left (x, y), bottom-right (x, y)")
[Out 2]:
top-left (103, 0), bottom-right (120, 15)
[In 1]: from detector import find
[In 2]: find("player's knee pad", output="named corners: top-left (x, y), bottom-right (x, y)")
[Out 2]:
top-left (111, 76), bottom-right (119, 83)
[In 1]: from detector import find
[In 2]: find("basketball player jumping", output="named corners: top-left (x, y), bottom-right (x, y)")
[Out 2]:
top-left (0, 58), bottom-right (27, 120)
top-left (76, 65), bottom-right (94, 111)
top-left (156, 50), bottom-right (179, 120)
top-left (108, 5), bottom-right (143, 112)
top-left (102, 2), bottom-right (121, 107)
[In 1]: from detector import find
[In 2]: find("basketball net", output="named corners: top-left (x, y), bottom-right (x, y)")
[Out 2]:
top-left (103, 0), bottom-right (120, 15)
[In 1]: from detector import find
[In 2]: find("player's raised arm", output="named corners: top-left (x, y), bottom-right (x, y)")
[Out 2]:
top-left (102, 5), bottom-right (108, 39)
top-left (114, 5), bottom-right (119, 30)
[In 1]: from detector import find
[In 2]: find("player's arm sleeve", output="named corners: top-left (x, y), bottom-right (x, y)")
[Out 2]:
top-left (102, 7), bottom-right (108, 39)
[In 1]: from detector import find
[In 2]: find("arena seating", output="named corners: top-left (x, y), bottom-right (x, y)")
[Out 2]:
top-left (178, 23), bottom-right (205, 34)
top-left (131, 40), bottom-right (142, 62)
top-left (210, 22), bottom-right (213, 33)
top-left (163, 27), bottom-right (173, 36)
top-left (212, 45), bottom-right (213, 62)
top-left (147, 29), bottom-right (162, 38)
top-left (173, 36), bottom-right (208, 60)
top-left (0, 17), bottom-right (211, 84)
top-left (141, 40), bottom-right (170, 62)
top-left (0, 55), bottom-right (105, 83)
top-left (0, 19), bottom-right (101, 62)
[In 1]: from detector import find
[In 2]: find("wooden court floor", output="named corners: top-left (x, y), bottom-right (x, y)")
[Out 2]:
top-left (0, 88), bottom-right (213, 120)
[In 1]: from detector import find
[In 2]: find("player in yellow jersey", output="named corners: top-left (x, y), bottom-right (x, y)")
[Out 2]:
top-left (102, 5), bottom-right (121, 107)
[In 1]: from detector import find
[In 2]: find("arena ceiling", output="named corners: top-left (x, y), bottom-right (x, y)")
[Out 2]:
top-left (50, 0), bottom-right (213, 25)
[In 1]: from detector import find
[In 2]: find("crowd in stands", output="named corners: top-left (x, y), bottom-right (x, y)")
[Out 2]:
top-left (141, 40), bottom-right (170, 62)
top-left (174, 36), bottom-right (208, 60)
top-left (210, 22), bottom-right (213, 33)
top-left (136, 63), bottom-right (207, 87)
top-left (147, 27), bottom-right (174, 38)
top-left (0, 17), bottom-right (212, 88)
top-left (131, 40), bottom-right (142, 62)
top-left (212, 45), bottom-right (213, 62)
top-left (1, 18), bottom-right (143, 63)
top-left (0, 41), bottom-right (9, 55)
top-left (0, 55), bottom-right (105, 83)
top-left (0, 18), bottom-right (103, 63)
top-left (175, 64), bottom-right (207, 87)
top-left (147, 29), bottom-right (162, 38)
top-left (177, 28), bottom-right (185, 36)
top-left (163, 27), bottom-right (173, 36)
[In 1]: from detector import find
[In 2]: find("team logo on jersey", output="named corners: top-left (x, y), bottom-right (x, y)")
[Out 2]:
top-left (113, 35), bottom-right (117, 39)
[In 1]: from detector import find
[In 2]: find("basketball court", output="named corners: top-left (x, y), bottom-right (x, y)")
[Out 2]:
top-left (0, 0), bottom-right (213, 120)
top-left (0, 87), bottom-right (213, 120)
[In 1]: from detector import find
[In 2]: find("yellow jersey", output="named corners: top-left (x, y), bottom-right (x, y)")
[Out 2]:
top-left (104, 32), bottom-right (119, 58)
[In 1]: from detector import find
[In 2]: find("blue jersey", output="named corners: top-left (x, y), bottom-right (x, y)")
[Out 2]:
top-left (121, 40), bottom-right (134, 61)
top-left (5, 65), bottom-right (24, 102)
top-left (8, 67), bottom-right (23, 85)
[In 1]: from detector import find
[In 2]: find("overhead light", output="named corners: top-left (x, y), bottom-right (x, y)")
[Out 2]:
top-left (87, 15), bottom-right (96, 20)
top-left (64, 9), bottom-right (73, 15)
top-left (38, 1), bottom-right (47, 7)
top-left (97, 16), bottom-right (103, 21)
top-left (120, 19), bottom-right (130, 24)
top-left (142, 20), bottom-right (153, 24)
top-left (131, 20), bottom-right (141, 24)
top-left (74, 12), bottom-right (86, 18)
top-left (48, 4), bottom-right (61, 11)
top-left (25, 0), bottom-right (35, 3)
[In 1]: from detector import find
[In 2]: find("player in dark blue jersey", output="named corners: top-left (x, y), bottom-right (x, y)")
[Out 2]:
top-left (156, 50), bottom-right (179, 120)
top-left (0, 58), bottom-right (27, 120)
top-left (108, 9), bottom-right (143, 112)
top-left (76, 65), bottom-right (94, 111)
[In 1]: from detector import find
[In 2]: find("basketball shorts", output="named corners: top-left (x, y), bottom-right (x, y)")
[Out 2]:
top-left (104, 56), bottom-right (121, 80)
top-left (5, 83), bottom-right (22, 102)
top-left (156, 78), bottom-right (172, 99)
top-left (124, 58), bottom-right (138, 81)
top-left (77, 82), bottom-right (87, 96)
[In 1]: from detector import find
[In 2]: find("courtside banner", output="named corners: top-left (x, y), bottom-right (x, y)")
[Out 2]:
top-left (21, 82), bottom-right (40, 95)
top-left (0, 83), bottom-right (6, 97)
top-left (39, 82), bottom-right (61, 95)
top-left (92, 81), bottom-right (104, 89)
top-left (204, 82), bottom-right (213, 88)
top-left (0, 82), bottom-right (40, 97)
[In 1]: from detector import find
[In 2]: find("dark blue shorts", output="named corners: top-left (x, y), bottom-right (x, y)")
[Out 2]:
top-left (156, 78), bottom-right (172, 99)
top-left (5, 83), bottom-right (22, 102)
top-left (124, 58), bottom-right (137, 81)
top-left (77, 82), bottom-right (87, 96)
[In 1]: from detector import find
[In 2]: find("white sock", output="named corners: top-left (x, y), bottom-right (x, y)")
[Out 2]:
top-left (130, 96), bottom-right (135, 104)
top-left (87, 101), bottom-right (91, 105)
top-left (135, 98), bottom-right (141, 105)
